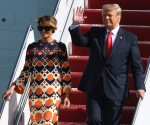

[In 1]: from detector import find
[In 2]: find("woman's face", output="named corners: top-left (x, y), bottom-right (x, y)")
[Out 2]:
top-left (38, 22), bottom-right (53, 39)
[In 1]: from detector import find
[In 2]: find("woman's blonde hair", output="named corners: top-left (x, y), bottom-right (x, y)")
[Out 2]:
top-left (36, 15), bottom-right (57, 33)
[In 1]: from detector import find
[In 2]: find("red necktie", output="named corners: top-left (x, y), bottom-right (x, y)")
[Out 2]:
top-left (106, 31), bottom-right (112, 59)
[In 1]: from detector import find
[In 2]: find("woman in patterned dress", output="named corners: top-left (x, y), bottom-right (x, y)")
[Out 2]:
top-left (2, 15), bottom-right (72, 125)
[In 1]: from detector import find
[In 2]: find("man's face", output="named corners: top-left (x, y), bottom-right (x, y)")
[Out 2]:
top-left (102, 9), bottom-right (120, 30)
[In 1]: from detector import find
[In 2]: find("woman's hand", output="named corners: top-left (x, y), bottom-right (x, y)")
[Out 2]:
top-left (63, 94), bottom-right (70, 108)
top-left (2, 84), bottom-right (15, 100)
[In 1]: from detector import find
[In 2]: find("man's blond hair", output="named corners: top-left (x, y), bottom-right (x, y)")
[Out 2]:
top-left (102, 4), bottom-right (122, 21)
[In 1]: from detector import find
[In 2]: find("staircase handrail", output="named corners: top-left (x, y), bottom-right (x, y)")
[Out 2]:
top-left (53, 0), bottom-right (61, 16)
top-left (0, 25), bottom-right (33, 120)
top-left (14, 73), bottom-right (31, 125)
top-left (131, 57), bottom-right (150, 125)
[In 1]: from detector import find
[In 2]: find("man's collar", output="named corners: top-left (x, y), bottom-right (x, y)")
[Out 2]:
top-left (107, 25), bottom-right (120, 35)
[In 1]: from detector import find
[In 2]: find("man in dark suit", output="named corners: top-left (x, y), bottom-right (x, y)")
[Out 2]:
top-left (69, 4), bottom-right (145, 125)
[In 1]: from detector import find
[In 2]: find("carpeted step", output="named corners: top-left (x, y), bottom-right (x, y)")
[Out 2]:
top-left (121, 106), bottom-right (135, 124)
top-left (71, 72), bottom-right (136, 90)
top-left (72, 45), bottom-right (89, 56)
top-left (69, 90), bottom-right (86, 105)
top-left (59, 105), bottom-right (87, 122)
top-left (72, 42), bottom-right (150, 58)
top-left (69, 56), bottom-right (88, 72)
top-left (60, 123), bottom-right (129, 125)
top-left (79, 24), bottom-right (150, 41)
top-left (59, 122), bottom-right (86, 125)
top-left (84, 9), bottom-right (150, 26)
top-left (139, 42), bottom-right (150, 58)
top-left (71, 72), bottom-right (82, 88)
top-left (88, 0), bottom-right (150, 10)
top-left (59, 105), bottom-right (135, 124)
top-left (69, 56), bottom-right (148, 72)
top-left (68, 90), bottom-right (138, 106)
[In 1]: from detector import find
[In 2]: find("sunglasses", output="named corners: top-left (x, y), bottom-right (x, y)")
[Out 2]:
top-left (37, 26), bottom-right (52, 31)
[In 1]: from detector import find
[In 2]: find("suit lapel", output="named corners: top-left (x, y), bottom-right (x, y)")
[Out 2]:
top-left (98, 28), bottom-right (106, 57)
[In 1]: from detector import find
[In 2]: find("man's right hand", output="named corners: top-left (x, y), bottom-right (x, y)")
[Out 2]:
top-left (73, 6), bottom-right (85, 25)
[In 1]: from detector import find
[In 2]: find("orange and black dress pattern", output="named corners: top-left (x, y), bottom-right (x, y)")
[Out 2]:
top-left (14, 40), bottom-right (72, 125)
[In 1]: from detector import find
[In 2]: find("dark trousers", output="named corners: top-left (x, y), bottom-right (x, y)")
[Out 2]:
top-left (86, 82), bottom-right (124, 125)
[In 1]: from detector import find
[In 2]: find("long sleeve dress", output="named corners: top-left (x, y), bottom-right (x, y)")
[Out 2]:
top-left (14, 40), bottom-right (72, 125)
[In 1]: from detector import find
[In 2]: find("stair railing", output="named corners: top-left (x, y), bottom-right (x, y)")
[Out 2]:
top-left (53, 0), bottom-right (85, 55)
top-left (53, 0), bottom-right (74, 43)
top-left (14, 73), bottom-right (31, 125)
top-left (131, 57), bottom-right (150, 125)
top-left (0, 25), bottom-right (34, 125)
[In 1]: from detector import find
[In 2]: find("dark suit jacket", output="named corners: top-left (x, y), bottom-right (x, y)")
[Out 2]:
top-left (69, 26), bottom-right (145, 101)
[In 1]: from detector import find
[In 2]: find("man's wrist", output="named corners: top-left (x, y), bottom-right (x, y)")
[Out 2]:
top-left (70, 24), bottom-right (79, 30)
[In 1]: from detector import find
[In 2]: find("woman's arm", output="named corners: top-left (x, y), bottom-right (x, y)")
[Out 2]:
top-left (60, 42), bottom-right (72, 107)
top-left (14, 44), bottom-right (32, 94)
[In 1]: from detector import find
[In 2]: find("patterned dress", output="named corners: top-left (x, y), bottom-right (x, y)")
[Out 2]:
top-left (14, 40), bottom-right (72, 125)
